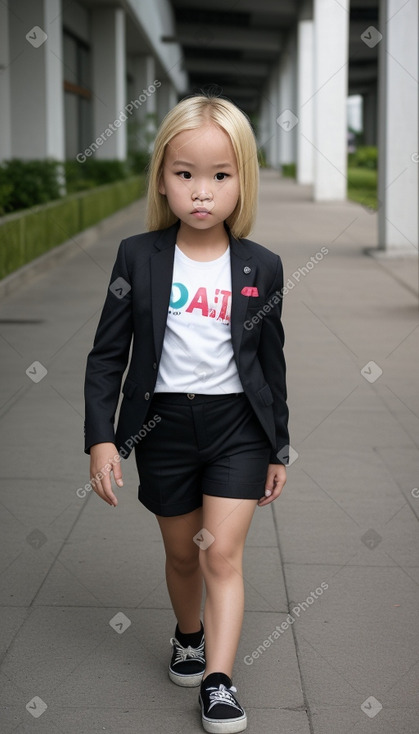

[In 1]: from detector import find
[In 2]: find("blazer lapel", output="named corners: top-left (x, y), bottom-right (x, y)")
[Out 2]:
top-left (150, 222), bottom-right (179, 360)
top-left (229, 232), bottom-right (256, 356)
top-left (149, 223), bottom-right (255, 362)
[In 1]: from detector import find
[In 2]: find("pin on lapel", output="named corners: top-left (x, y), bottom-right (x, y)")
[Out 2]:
top-left (241, 287), bottom-right (259, 297)
top-left (243, 266), bottom-right (251, 274)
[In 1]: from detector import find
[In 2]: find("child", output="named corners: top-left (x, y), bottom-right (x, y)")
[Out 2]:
top-left (84, 93), bottom-right (289, 733)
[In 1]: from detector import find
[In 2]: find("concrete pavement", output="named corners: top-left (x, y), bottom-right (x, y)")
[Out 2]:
top-left (0, 170), bottom-right (418, 733)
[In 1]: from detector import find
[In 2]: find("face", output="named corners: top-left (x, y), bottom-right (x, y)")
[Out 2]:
top-left (158, 124), bottom-right (240, 232)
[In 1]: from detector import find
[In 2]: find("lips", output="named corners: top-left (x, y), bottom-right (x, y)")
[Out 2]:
top-left (192, 199), bottom-right (215, 211)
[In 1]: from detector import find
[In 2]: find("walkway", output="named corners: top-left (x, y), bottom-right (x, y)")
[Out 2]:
top-left (0, 170), bottom-right (418, 733)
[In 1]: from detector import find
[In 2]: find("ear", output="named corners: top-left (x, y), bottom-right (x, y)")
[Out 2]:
top-left (158, 172), bottom-right (166, 196)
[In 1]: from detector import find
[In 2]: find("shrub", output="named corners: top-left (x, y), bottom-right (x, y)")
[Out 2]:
top-left (0, 159), bottom-right (62, 214)
top-left (257, 148), bottom-right (268, 168)
top-left (281, 163), bottom-right (296, 178)
top-left (128, 150), bottom-right (151, 176)
top-left (0, 155), bottom-right (150, 213)
top-left (348, 146), bottom-right (378, 170)
top-left (64, 159), bottom-right (130, 193)
top-left (0, 168), bottom-right (14, 215)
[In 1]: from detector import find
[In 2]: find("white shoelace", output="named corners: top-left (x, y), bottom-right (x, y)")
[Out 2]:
top-left (206, 684), bottom-right (242, 713)
top-left (170, 635), bottom-right (206, 665)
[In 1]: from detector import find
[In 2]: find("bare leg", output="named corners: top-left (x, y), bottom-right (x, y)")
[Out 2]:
top-left (156, 507), bottom-right (204, 633)
top-left (199, 496), bottom-right (258, 679)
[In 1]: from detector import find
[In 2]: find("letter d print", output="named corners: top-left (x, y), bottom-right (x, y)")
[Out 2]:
top-left (193, 528), bottom-right (215, 550)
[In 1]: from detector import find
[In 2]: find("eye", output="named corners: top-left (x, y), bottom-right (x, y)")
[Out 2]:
top-left (176, 171), bottom-right (192, 180)
top-left (215, 172), bottom-right (229, 181)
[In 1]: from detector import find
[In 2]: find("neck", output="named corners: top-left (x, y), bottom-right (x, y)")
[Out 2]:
top-left (176, 222), bottom-right (229, 261)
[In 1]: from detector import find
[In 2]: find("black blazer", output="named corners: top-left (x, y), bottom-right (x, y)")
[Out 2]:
top-left (84, 221), bottom-right (289, 464)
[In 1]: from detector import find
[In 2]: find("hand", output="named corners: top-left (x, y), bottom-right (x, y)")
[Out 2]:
top-left (89, 442), bottom-right (123, 507)
top-left (257, 463), bottom-right (286, 507)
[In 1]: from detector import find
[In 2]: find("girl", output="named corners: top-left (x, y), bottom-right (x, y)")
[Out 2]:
top-left (84, 94), bottom-right (289, 734)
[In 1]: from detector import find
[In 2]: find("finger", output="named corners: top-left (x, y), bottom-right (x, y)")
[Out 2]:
top-left (101, 472), bottom-right (118, 506)
top-left (265, 468), bottom-right (286, 493)
top-left (258, 480), bottom-right (285, 506)
top-left (264, 471), bottom-right (277, 498)
top-left (264, 475), bottom-right (275, 496)
top-left (112, 456), bottom-right (124, 487)
top-left (93, 480), bottom-right (115, 506)
top-left (92, 474), bottom-right (118, 507)
top-left (101, 485), bottom-right (116, 506)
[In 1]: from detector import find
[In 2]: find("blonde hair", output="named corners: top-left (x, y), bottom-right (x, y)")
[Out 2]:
top-left (146, 95), bottom-right (259, 238)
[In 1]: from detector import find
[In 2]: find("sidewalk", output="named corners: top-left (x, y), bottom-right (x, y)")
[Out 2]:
top-left (0, 170), bottom-right (418, 733)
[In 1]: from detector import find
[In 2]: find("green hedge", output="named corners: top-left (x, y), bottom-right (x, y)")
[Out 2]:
top-left (0, 176), bottom-right (146, 280)
top-left (0, 158), bottom-right (151, 214)
top-left (0, 159), bottom-right (63, 214)
top-left (64, 159), bottom-right (133, 194)
top-left (348, 146), bottom-right (378, 170)
top-left (281, 163), bottom-right (296, 179)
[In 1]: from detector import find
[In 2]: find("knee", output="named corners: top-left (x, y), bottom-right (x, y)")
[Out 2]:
top-left (199, 543), bottom-right (241, 580)
top-left (167, 547), bottom-right (200, 575)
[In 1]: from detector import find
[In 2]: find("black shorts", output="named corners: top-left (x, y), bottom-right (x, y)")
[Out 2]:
top-left (134, 392), bottom-right (271, 517)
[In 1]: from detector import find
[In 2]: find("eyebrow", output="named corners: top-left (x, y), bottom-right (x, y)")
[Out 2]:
top-left (171, 160), bottom-right (233, 168)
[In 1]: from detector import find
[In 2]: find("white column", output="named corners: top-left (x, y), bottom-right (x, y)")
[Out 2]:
top-left (313, 0), bottom-right (349, 200)
top-left (258, 88), bottom-right (270, 158)
top-left (129, 56), bottom-right (163, 153)
top-left (296, 18), bottom-right (314, 184)
top-left (130, 55), bottom-right (159, 153)
top-left (157, 80), bottom-right (175, 124)
top-left (168, 85), bottom-right (178, 111)
top-left (9, 0), bottom-right (64, 160)
top-left (144, 55), bottom-right (158, 152)
top-left (156, 79), bottom-right (172, 125)
top-left (91, 8), bottom-right (126, 160)
top-left (278, 37), bottom-right (297, 167)
top-left (132, 56), bottom-right (158, 115)
top-left (378, 0), bottom-right (418, 252)
top-left (130, 56), bottom-right (150, 151)
top-left (266, 63), bottom-right (280, 168)
top-left (0, 1), bottom-right (12, 161)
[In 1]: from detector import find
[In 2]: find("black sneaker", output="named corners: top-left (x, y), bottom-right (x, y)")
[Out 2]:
top-left (168, 630), bottom-right (206, 687)
top-left (199, 672), bottom-right (247, 733)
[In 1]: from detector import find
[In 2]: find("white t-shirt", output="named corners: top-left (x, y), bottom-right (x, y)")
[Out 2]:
top-left (155, 245), bottom-right (244, 394)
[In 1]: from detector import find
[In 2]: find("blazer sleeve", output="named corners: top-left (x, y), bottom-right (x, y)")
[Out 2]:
top-left (258, 256), bottom-right (289, 464)
top-left (84, 239), bottom-right (133, 454)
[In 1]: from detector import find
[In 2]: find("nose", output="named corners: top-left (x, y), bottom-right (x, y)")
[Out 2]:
top-left (192, 186), bottom-right (213, 201)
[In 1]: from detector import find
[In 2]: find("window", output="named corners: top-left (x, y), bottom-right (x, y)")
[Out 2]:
top-left (63, 29), bottom-right (92, 159)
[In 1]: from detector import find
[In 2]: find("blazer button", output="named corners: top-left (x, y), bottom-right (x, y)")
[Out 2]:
top-left (144, 392), bottom-right (150, 400)
top-left (152, 362), bottom-right (157, 370)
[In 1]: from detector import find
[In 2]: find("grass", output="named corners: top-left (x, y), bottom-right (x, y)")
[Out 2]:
top-left (347, 167), bottom-right (378, 211)
top-left (278, 162), bottom-right (378, 211)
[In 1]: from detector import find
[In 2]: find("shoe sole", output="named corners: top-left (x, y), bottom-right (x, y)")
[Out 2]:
top-left (199, 696), bottom-right (247, 733)
top-left (200, 713), bottom-right (247, 734)
top-left (168, 668), bottom-right (205, 687)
